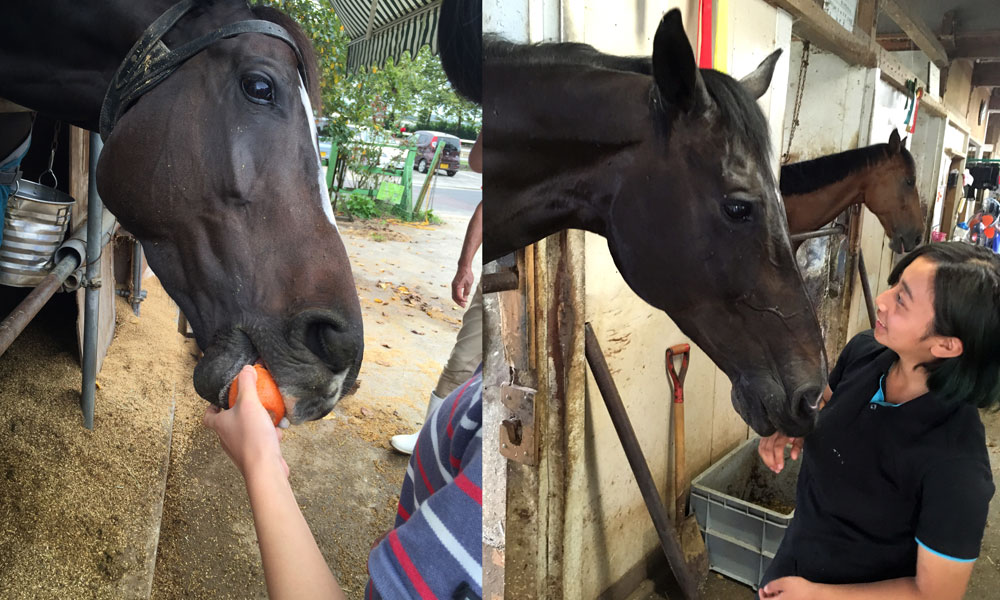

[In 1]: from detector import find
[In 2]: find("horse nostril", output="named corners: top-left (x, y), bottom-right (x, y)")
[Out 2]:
top-left (792, 383), bottom-right (823, 421)
top-left (303, 317), bottom-right (358, 370)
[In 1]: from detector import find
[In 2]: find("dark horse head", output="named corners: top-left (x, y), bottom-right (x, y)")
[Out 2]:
top-left (0, 1), bottom-right (362, 423)
top-left (483, 10), bottom-right (827, 436)
top-left (98, 4), bottom-right (363, 423)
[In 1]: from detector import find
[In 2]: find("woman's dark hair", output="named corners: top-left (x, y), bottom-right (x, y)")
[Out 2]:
top-left (888, 242), bottom-right (1000, 410)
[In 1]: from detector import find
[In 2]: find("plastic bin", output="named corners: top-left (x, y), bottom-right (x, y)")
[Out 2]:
top-left (689, 437), bottom-right (800, 588)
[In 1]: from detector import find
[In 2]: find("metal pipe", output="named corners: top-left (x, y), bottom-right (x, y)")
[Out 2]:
top-left (81, 133), bottom-right (103, 430)
top-left (58, 209), bottom-right (117, 291)
top-left (789, 223), bottom-right (846, 243)
top-left (0, 254), bottom-right (80, 357)
top-left (857, 249), bottom-right (877, 329)
top-left (584, 323), bottom-right (701, 600)
top-left (482, 270), bottom-right (519, 294)
top-left (130, 238), bottom-right (143, 316)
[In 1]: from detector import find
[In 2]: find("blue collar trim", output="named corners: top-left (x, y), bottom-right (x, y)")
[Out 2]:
top-left (870, 374), bottom-right (902, 408)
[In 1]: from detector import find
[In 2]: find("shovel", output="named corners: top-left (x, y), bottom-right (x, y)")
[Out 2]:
top-left (667, 344), bottom-right (709, 578)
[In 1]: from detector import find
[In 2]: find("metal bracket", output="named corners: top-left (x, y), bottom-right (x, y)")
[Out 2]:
top-left (499, 382), bottom-right (538, 465)
top-left (82, 275), bottom-right (102, 289)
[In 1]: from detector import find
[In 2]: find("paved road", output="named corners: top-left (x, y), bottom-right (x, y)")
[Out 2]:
top-left (411, 169), bottom-right (481, 218)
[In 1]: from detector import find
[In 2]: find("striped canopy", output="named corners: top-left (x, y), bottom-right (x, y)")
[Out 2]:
top-left (329, 0), bottom-right (441, 73)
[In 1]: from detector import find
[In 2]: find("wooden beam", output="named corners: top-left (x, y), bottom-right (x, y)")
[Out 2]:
top-left (973, 62), bottom-right (1000, 87)
top-left (878, 30), bottom-right (1000, 60)
top-left (880, 0), bottom-right (950, 68)
top-left (764, 0), bottom-right (878, 67)
top-left (990, 90), bottom-right (1000, 111)
top-left (939, 10), bottom-right (957, 55)
top-left (953, 32), bottom-right (1000, 59)
top-left (855, 0), bottom-right (879, 39)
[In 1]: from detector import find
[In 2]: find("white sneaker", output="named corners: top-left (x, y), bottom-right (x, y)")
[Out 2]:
top-left (390, 432), bottom-right (419, 454)
top-left (389, 392), bottom-right (448, 455)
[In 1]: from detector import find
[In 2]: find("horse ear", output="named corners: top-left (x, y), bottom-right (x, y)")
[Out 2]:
top-left (888, 129), bottom-right (902, 153)
top-left (652, 9), bottom-right (710, 114)
top-left (739, 49), bottom-right (782, 100)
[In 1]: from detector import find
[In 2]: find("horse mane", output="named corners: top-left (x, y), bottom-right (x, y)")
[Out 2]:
top-left (780, 144), bottom-right (917, 196)
top-left (439, 0), bottom-right (482, 104)
top-left (483, 35), bottom-right (772, 168)
top-left (483, 35), bottom-right (653, 74)
top-left (250, 4), bottom-right (322, 112)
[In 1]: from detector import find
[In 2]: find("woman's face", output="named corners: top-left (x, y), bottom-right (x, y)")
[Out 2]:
top-left (874, 256), bottom-right (939, 360)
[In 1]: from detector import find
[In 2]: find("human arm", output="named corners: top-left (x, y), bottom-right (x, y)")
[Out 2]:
top-left (757, 384), bottom-right (831, 473)
top-left (468, 130), bottom-right (482, 173)
top-left (204, 366), bottom-right (344, 600)
top-left (758, 547), bottom-right (974, 600)
top-left (451, 201), bottom-right (482, 307)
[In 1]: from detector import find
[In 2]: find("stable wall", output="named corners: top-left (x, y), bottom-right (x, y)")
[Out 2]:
top-left (563, 1), bottom-right (793, 597)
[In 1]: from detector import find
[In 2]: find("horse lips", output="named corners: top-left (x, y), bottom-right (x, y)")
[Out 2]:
top-left (227, 364), bottom-right (286, 427)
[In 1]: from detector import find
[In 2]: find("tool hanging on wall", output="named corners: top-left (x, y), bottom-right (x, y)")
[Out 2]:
top-left (903, 79), bottom-right (923, 135)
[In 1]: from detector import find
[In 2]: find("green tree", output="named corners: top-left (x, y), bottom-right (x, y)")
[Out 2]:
top-left (261, 0), bottom-right (479, 142)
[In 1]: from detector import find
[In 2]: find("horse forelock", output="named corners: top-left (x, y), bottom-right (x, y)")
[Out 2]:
top-left (250, 4), bottom-right (321, 112)
top-left (699, 69), bottom-right (772, 174)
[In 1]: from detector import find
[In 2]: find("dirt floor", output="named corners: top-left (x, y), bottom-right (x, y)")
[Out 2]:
top-left (0, 209), bottom-right (478, 599)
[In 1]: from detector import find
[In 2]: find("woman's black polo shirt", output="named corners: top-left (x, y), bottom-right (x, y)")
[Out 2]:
top-left (761, 330), bottom-right (994, 586)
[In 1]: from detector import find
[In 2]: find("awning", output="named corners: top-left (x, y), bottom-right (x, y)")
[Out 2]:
top-left (329, 0), bottom-right (441, 74)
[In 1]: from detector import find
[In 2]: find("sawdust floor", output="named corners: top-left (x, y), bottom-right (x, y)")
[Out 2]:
top-left (641, 409), bottom-right (1000, 599)
top-left (0, 212), bottom-right (474, 599)
top-left (0, 283), bottom-right (182, 600)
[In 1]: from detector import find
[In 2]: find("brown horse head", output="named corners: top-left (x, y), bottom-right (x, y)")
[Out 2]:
top-left (864, 130), bottom-right (924, 252)
top-left (96, 5), bottom-right (362, 424)
top-left (484, 9), bottom-right (828, 436)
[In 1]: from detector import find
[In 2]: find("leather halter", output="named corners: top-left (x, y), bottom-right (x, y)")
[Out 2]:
top-left (99, 0), bottom-right (307, 141)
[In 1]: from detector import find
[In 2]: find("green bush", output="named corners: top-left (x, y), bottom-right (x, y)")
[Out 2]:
top-left (344, 193), bottom-right (378, 219)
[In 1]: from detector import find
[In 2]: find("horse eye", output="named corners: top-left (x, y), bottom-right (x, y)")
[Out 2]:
top-left (241, 75), bottom-right (274, 104)
top-left (905, 178), bottom-right (916, 187)
top-left (723, 200), bottom-right (753, 221)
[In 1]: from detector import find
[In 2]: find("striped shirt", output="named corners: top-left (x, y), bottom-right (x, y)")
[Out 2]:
top-left (367, 367), bottom-right (483, 600)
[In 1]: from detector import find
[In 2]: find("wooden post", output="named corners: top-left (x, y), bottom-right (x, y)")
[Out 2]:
top-left (940, 156), bottom-right (966, 239)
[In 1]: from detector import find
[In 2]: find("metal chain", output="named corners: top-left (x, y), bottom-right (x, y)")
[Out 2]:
top-left (782, 41), bottom-right (810, 165)
top-left (40, 121), bottom-right (61, 188)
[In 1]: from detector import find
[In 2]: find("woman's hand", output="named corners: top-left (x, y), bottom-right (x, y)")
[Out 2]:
top-left (759, 576), bottom-right (817, 599)
top-left (204, 365), bottom-right (288, 480)
top-left (758, 431), bottom-right (803, 474)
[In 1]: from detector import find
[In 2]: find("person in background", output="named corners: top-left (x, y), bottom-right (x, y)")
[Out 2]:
top-left (392, 132), bottom-right (482, 455)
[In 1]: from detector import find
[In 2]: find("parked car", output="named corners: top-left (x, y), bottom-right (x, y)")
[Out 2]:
top-left (411, 130), bottom-right (461, 177)
top-left (318, 138), bottom-right (333, 163)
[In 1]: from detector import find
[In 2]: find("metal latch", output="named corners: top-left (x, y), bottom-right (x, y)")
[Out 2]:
top-left (499, 382), bottom-right (537, 465)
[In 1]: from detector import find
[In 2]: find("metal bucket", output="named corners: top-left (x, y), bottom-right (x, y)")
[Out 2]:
top-left (0, 179), bottom-right (74, 287)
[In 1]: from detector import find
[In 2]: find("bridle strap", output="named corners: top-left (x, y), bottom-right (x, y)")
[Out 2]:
top-left (99, 0), bottom-right (307, 141)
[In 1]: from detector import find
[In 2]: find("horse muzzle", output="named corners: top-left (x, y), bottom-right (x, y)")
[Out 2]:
top-left (731, 375), bottom-right (820, 437)
top-left (192, 310), bottom-right (363, 423)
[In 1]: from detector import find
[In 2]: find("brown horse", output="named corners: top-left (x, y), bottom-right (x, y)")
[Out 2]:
top-left (483, 10), bottom-right (828, 437)
top-left (0, 1), bottom-right (363, 424)
top-left (781, 130), bottom-right (924, 253)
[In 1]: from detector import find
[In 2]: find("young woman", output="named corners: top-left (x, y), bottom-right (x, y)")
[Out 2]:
top-left (757, 242), bottom-right (1000, 599)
